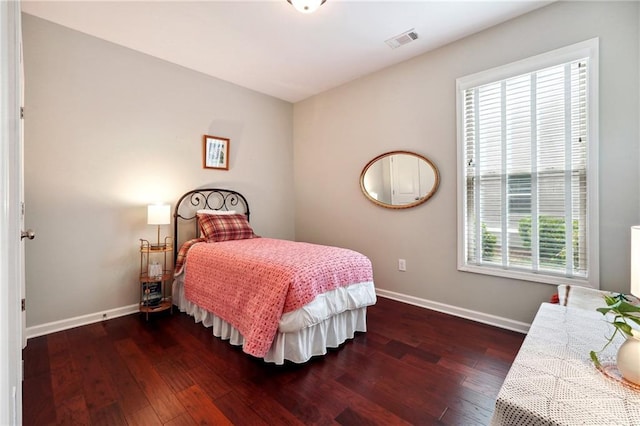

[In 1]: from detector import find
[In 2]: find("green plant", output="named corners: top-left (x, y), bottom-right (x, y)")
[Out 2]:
top-left (518, 216), bottom-right (579, 267)
top-left (589, 294), bottom-right (640, 367)
top-left (482, 223), bottom-right (496, 259)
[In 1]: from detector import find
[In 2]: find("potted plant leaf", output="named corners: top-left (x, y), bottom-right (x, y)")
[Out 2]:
top-left (590, 294), bottom-right (640, 384)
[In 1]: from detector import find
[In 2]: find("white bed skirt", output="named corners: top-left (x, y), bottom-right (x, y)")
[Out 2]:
top-left (172, 279), bottom-right (369, 364)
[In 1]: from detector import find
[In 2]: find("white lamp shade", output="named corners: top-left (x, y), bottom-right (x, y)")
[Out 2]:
top-left (289, 0), bottom-right (324, 14)
top-left (631, 226), bottom-right (640, 297)
top-left (147, 204), bottom-right (170, 225)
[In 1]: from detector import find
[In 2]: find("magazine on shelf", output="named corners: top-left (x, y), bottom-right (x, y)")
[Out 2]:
top-left (142, 281), bottom-right (162, 307)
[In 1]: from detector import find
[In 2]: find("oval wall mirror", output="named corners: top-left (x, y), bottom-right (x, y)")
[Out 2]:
top-left (360, 151), bottom-right (440, 209)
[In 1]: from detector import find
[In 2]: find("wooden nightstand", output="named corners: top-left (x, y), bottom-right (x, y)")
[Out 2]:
top-left (139, 236), bottom-right (173, 320)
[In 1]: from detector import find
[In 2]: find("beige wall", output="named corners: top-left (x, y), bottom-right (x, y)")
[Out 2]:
top-left (293, 1), bottom-right (640, 324)
top-left (23, 14), bottom-right (294, 327)
top-left (23, 2), bottom-right (640, 331)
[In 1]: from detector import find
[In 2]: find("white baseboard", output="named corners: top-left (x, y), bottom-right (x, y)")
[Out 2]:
top-left (375, 289), bottom-right (530, 334)
top-left (26, 291), bottom-right (530, 340)
top-left (26, 304), bottom-right (139, 340)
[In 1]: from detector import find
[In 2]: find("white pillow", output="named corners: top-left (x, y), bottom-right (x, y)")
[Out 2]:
top-left (196, 209), bottom-right (237, 215)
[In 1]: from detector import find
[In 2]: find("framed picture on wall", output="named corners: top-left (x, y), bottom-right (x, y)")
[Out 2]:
top-left (203, 135), bottom-right (230, 170)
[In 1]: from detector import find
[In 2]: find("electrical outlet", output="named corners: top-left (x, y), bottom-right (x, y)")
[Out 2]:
top-left (398, 259), bottom-right (406, 271)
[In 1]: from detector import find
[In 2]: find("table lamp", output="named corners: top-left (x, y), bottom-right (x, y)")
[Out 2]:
top-left (147, 204), bottom-right (170, 248)
top-left (631, 226), bottom-right (640, 297)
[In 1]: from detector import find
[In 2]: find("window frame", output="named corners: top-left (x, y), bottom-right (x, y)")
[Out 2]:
top-left (456, 38), bottom-right (599, 288)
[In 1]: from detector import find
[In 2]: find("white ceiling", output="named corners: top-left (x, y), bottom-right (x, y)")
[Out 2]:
top-left (21, 0), bottom-right (552, 103)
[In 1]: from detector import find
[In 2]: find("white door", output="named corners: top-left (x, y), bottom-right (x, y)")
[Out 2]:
top-left (390, 154), bottom-right (421, 205)
top-left (1, 1), bottom-right (25, 424)
top-left (19, 14), bottom-right (27, 350)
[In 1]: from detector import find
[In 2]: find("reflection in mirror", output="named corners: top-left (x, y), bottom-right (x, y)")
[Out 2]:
top-left (360, 151), bottom-right (440, 209)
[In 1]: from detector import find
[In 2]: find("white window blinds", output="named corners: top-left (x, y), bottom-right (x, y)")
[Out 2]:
top-left (457, 40), bottom-right (598, 286)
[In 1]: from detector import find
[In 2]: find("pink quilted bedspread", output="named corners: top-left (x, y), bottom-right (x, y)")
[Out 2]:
top-left (183, 238), bottom-right (374, 358)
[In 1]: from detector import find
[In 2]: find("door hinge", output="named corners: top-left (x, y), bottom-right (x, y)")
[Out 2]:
top-left (21, 298), bottom-right (25, 312)
top-left (20, 107), bottom-right (24, 119)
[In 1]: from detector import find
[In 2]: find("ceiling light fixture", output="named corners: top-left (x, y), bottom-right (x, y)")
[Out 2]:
top-left (287, 0), bottom-right (326, 14)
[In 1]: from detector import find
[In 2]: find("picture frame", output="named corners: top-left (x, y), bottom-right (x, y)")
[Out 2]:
top-left (203, 135), bottom-right (230, 170)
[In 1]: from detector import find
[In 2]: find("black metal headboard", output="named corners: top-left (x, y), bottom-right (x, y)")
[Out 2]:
top-left (173, 188), bottom-right (250, 263)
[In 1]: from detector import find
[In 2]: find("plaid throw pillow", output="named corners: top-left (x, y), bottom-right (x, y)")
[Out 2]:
top-left (197, 213), bottom-right (257, 242)
top-left (174, 237), bottom-right (206, 275)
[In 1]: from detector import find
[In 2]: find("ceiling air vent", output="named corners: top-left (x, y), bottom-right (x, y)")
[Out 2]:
top-left (385, 29), bottom-right (418, 49)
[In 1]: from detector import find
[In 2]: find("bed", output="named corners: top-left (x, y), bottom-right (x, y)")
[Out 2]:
top-left (172, 188), bottom-right (377, 364)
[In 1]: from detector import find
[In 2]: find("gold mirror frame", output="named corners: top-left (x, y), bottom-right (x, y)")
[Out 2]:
top-left (360, 151), bottom-right (440, 209)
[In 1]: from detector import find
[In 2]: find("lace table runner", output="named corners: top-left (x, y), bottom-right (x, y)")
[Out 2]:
top-left (491, 303), bottom-right (640, 425)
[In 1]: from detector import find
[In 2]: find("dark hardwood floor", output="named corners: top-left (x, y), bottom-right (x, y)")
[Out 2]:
top-left (23, 297), bottom-right (524, 425)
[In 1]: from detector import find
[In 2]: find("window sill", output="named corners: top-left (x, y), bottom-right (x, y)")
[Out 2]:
top-left (458, 263), bottom-right (598, 289)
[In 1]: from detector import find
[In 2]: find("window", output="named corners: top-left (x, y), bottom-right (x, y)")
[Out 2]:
top-left (508, 173), bottom-right (531, 214)
top-left (456, 39), bottom-right (599, 287)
